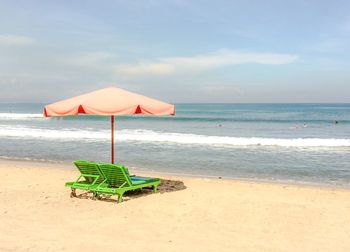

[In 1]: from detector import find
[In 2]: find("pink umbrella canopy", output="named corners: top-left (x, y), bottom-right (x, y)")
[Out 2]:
top-left (44, 87), bottom-right (175, 163)
top-left (44, 87), bottom-right (175, 116)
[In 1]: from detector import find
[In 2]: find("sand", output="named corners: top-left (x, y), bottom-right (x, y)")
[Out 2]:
top-left (1, 159), bottom-right (350, 252)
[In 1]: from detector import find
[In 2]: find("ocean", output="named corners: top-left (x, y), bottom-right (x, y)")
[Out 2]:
top-left (0, 103), bottom-right (349, 186)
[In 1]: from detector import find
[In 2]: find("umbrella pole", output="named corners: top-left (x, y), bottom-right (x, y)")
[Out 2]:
top-left (111, 115), bottom-right (115, 164)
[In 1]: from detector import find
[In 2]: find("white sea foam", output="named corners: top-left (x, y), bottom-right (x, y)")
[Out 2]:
top-left (0, 125), bottom-right (349, 148)
top-left (0, 113), bottom-right (43, 120)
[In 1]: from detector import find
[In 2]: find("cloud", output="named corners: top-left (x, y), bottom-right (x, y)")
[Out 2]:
top-left (114, 49), bottom-right (298, 76)
top-left (115, 63), bottom-right (174, 76)
top-left (51, 51), bottom-right (118, 77)
top-left (63, 51), bottom-right (115, 68)
top-left (0, 35), bottom-right (34, 46)
top-left (309, 38), bottom-right (348, 53)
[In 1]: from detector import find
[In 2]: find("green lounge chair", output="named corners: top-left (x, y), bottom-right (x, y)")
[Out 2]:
top-left (93, 163), bottom-right (160, 203)
top-left (65, 160), bottom-right (106, 197)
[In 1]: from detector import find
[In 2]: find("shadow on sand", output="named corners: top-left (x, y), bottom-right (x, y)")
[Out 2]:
top-left (73, 179), bottom-right (187, 203)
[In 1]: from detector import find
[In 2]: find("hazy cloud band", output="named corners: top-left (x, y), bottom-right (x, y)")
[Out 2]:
top-left (114, 49), bottom-right (298, 76)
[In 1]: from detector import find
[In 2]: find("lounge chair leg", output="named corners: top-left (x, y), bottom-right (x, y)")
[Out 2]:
top-left (70, 189), bottom-right (76, 198)
top-left (153, 186), bottom-right (157, 193)
top-left (118, 194), bottom-right (123, 203)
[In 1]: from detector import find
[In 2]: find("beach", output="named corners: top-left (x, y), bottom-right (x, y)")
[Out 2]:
top-left (1, 159), bottom-right (350, 252)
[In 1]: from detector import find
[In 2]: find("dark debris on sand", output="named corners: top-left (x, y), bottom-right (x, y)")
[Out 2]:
top-left (157, 179), bottom-right (187, 193)
top-left (72, 179), bottom-right (186, 202)
top-left (125, 179), bottom-right (186, 197)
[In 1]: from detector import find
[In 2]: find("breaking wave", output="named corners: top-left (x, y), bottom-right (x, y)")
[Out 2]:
top-left (0, 113), bottom-right (43, 120)
top-left (0, 125), bottom-right (349, 148)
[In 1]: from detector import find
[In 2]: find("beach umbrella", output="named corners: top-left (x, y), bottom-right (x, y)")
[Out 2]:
top-left (43, 87), bottom-right (175, 163)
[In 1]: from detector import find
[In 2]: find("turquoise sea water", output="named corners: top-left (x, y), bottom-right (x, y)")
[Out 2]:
top-left (0, 103), bottom-right (349, 186)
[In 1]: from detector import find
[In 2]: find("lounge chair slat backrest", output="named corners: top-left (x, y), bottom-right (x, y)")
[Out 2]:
top-left (74, 160), bottom-right (105, 184)
top-left (98, 163), bottom-right (132, 188)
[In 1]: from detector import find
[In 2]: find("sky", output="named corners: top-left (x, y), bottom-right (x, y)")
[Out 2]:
top-left (0, 0), bottom-right (349, 103)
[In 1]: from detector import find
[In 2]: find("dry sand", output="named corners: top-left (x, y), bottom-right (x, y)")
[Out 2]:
top-left (1, 159), bottom-right (350, 252)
